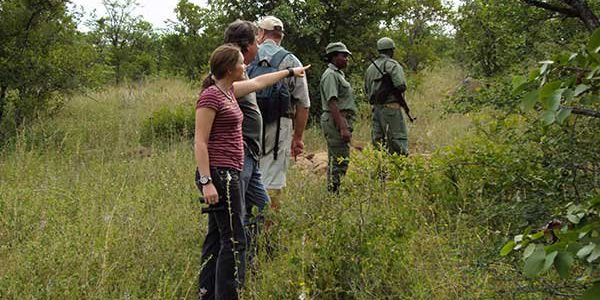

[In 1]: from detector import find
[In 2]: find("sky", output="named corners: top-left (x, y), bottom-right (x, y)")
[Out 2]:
top-left (70, 0), bottom-right (208, 30)
top-left (70, 0), bottom-right (462, 30)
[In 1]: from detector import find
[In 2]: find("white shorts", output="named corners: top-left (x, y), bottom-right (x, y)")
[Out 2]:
top-left (259, 117), bottom-right (293, 189)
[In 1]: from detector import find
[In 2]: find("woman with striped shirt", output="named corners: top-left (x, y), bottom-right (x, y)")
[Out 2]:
top-left (195, 44), bottom-right (308, 300)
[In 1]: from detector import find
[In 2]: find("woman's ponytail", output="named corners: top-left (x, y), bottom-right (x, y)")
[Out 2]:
top-left (201, 73), bottom-right (215, 90)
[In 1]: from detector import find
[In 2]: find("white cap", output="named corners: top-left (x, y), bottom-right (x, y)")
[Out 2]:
top-left (257, 16), bottom-right (284, 32)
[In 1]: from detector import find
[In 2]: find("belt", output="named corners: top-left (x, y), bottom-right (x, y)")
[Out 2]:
top-left (325, 110), bottom-right (353, 117)
top-left (377, 102), bottom-right (401, 109)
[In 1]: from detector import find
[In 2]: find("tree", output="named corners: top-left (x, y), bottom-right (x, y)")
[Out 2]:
top-left (382, 0), bottom-right (451, 72)
top-left (454, 0), bottom-right (591, 77)
top-left (89, 0), bottom-right (158, 84)
top-left (160, 0), bottom-right (221, 80)
top-left (0, 0), bottom-right (98, 142)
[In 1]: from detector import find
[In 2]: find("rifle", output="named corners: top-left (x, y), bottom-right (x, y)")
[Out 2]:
top-left (366, 55), bottom-right (415, 123)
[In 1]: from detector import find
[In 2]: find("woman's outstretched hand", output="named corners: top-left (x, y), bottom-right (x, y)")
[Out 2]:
top-left (292, 65), bottom-right (311, 77)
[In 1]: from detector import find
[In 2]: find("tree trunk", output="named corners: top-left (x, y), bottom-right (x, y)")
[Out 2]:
top-left (566, 0), bottom-right (600, 31)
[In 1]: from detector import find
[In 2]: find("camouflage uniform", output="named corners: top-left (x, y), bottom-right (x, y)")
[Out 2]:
top-left (364, 37), bottom-right (409, 155)
top-left (319, 42), bottom-right (357, 192)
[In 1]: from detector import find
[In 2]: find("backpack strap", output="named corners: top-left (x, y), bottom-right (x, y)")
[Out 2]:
top-left (263, 48), bottom-right (291, 161)
top-left (268, 49), bottom-right (291, 69)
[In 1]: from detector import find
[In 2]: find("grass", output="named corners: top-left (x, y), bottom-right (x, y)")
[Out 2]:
top-left (0, 65), bottom-right (551, 299)
top-left (1, 78), bottom-right (201, 299)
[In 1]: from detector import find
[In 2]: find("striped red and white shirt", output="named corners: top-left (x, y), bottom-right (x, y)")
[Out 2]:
top-left (196, 85), bottom-right (244, 171)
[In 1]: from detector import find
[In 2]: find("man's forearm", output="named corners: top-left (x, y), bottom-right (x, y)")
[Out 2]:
top-left (293, 107), bottom-right (309, 139)
top-left (328, 100), bottom-right (347, 131)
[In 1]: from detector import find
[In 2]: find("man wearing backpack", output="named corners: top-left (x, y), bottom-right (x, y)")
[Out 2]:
top-left (224, 20), bottom-right (270, 263)
top-left (255, 16), bottom-right (310, 209)
top-left (364, 37), bottom-right (409, 155)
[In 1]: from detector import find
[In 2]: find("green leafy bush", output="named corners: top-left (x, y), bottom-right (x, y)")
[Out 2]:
top-left (495, 27), bottom-right (600, 298)
top-left (501, 197), bottom-right (600, 299)
top-left (512, 28), bottom-right (600, 126)
top-left (445, 77), bottom-right (521, 114)
top-left (139, 105), bottom-right (194, 146)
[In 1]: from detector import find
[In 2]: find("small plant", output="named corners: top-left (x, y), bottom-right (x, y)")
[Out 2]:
top-left (500, 196), bottom-right (600, 298)
top-left (139, 105), bottom-right (194, 146)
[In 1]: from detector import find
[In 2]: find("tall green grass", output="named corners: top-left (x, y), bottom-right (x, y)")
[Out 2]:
top-left (1, 78), bottom-right (202, 299)
top-left (1, 66), bottom-right (548, 299)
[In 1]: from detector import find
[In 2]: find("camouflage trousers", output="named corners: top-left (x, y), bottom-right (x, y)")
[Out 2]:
top-left (320, 112), bottom-right (354, 193)
top-left (371, 104), bottom-right (408, 155)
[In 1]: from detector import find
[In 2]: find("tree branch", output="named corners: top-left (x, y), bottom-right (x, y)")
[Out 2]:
top-left (561, 105), bottom-right (600, 118)
top-left (521, 0), bottom-right (579, 17)
top-left (522, 0), bottom-right (600, 31)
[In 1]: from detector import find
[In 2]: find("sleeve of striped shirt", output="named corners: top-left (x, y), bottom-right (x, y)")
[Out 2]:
top-left (196, 87), bottom-right (223, 111)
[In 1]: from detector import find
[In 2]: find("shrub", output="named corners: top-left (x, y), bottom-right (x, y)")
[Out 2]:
top-left (139, 105), bottom-right (194, 146)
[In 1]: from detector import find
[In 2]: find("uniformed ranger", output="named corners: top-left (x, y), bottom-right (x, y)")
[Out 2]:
top-left (319, 42), bottom-right (357, 193)
top-left (364, 37), bottom-right (409, 155)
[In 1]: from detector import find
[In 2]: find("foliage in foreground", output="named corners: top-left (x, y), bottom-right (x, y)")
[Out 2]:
top-left (244, 109), bottom-right (597, 298)
top-left (496, 26), bottom-right (600, 298)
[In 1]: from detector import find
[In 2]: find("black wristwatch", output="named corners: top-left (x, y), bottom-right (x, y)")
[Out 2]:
top-left (198, 175), bottom-right (212, 186)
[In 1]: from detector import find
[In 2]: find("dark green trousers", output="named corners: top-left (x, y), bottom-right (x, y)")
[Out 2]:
top-left (321, 112), bottom-right (353, 193)
top-left (371, 104), bottom-right (408, 155)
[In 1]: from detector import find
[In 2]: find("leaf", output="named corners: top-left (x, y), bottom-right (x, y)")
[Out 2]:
top-left (500, 240), bottom-right (516, 256)
top-left (577, 243), bottom-right (596, 259)
top-left (555, 52), bottom-right (570, 64)
top-left (562, 88), bottom-right (575, 102)
top-left (590, 52), bottom-right (600, 64)
top-left (554, 251), bottom-right (574, 279)
top-left (578, 224), bottom-right (594, 239)
top-left (514, 234), bottom-right (524, 243)
top-left (568, 213), bottom-right (582, 224)
top-left (523, 245), bottom-right (546, 277)
top-left (529, 231), bottom-right (544, 241)
top-left (587, 246), bottom-right (600, 263)
top-left (568, 52), bottom-right (578, 62)
top-left (569, 52), bottom-right (579, 61)
top-left (574, 84), bottom-right (591, 97)
top-left (541, 110), bottom-right (556, 126)
top-left (587, 27), bottom-right (600, 53)
top-left (528, 69), bottom-right (541, 81)
top-left (512, 76), bottom-right (529, 96)
top-left (546, 241), bottom-right (568, 253)
top-left (523, 243), bottom-right (536, 259)
top-left (540, 62), bottom-right (552, 75)
top-left (556, 108), bottom-right (572, 124)
top-left (539, 81), bottom-right (562, 100)
top-left (542, 88), bottom-right (564, 111)
top-left (586, 66), bottom-right (600, 80)
top-left (521, 226), bottom-right (533, 238)
top-left (582, 282), bottom-right (600, 300)
top-left (542, 251), bottom-right (558, 273)
top-left (520, 90), bottom-right (539, 111)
